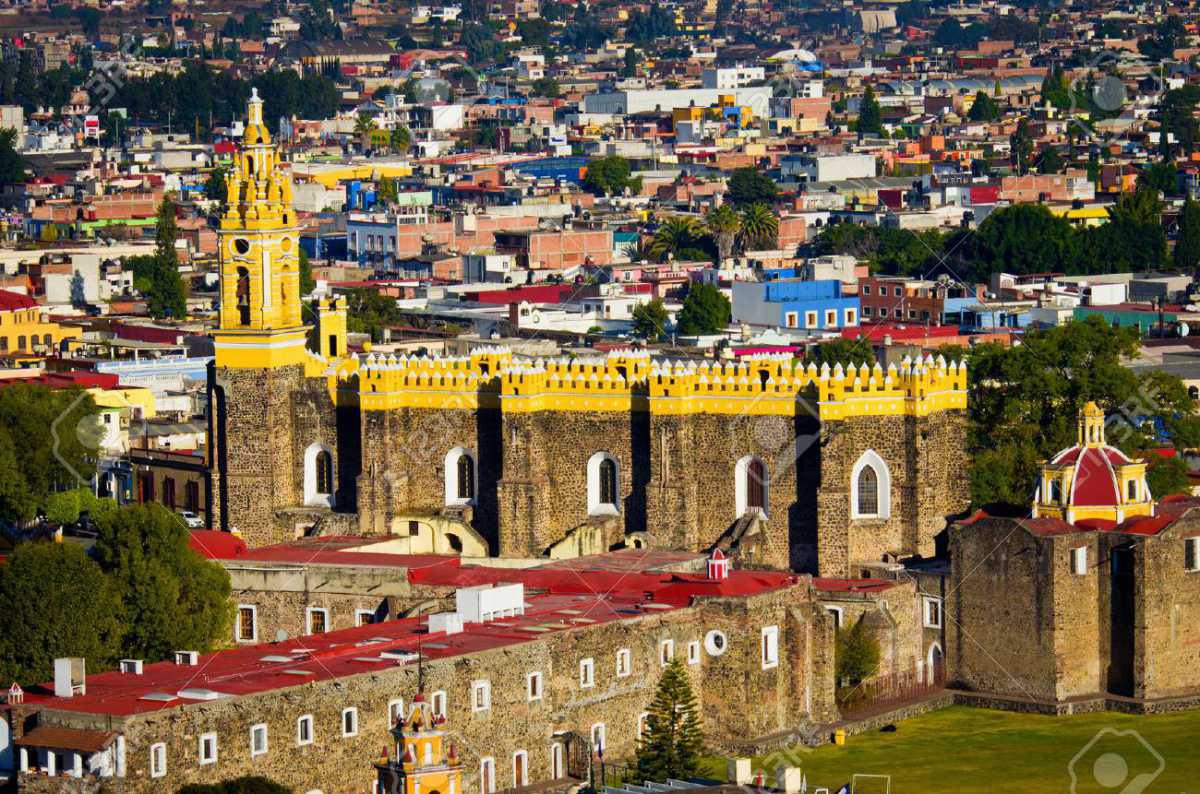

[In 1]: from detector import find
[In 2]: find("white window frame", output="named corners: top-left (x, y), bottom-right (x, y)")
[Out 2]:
top-left (306, 607), bottom-right (329, 635)
top-left (785, 311), bottom-right (798, 328)
top-left (1187, 537), bottom-right (1200, 572)
top-left (591, 723), bottom-right (606, 753)
top-left (297, 714), bottom-right (314, 746)
top-left (659, 639), bottom-right (674, 666)
top-left (355, 609), bottom-right (376, 627)
top-left (527, 671), bottom-right (543, 701)
top-left (149, 743), bottom-right (166, 778)
top-left (250, 723), bottom-right (268, 758)
top-left (587, 451), bottom-right (620, 516)
top-left (826, 606), bottom-right (844, 629)
top-left (922, 597), bottom-right (943, 629)
top-left (1071, 546), bottom-right (1088, 575)
top-left (480, 757), bottom-right (496, 794)
top-left (804, 310), bottom-right (818, 328)
top-left (444, 446), bottom-right (478, 507)
top-left (388, 698), bottom-right (405, 726)
top-left (472, 679), bottom-right (492, 712)
top-left (513, 749), bottom-right (529, 787)
top-left (235, 604), bottom-right (257, 643)
top-left (687, 640), bottom-right (700, 665)
top-left (850, 449), bottom-right (891, 520)
top-left (761, 625), bottom-right (780, 669)
top-left (825, 308), bottom-right (838, 326)
top-left (342, 707), bottom-right (359, 737)
top-left (579, 658), bottom-right (595, 688)
top-left (198, 732), bottom-right (217, 766)
top-left (432, 690), bottom-right (447, 718)
top-left (704, 630), bottom-right (728, 656)
top-left (845, 308), bottom-right (857, 326)
top-left (615, 648), bottom-right (631, 677)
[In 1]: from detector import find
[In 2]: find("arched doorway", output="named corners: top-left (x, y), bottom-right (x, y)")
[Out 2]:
top-left (735, 455), bottom-right (768, 517)
top-left (927, 642), bottom-right (944, 684)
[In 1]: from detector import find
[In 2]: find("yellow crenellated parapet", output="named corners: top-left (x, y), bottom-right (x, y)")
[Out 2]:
top-left (336, 347), bottom-right (968, 418)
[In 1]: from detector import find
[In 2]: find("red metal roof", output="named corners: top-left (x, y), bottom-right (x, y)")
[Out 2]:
top-left (0, 289), bottom-right (37, 311)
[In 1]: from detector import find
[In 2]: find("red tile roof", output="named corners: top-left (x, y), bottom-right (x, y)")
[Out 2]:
top-left (0, 290), bottom-right (37, 311)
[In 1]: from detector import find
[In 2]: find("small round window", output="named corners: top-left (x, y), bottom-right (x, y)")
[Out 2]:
top-left (232, 238), bottom-right (251, 255)
top-left (280, 237), bottom-right (293, 253)
top-left (704, 630), bottom-right (727, 657)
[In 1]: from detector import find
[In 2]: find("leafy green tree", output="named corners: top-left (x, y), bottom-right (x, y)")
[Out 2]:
top-left (649, 216), bottom-right (705, 262)
top-left (967, 90), bottom-right (1000, 122)
top-left (0, 128), bottom-right (27, 184)
top-left (726, 167), bottom-right (777, 207)
top-left (1040, 65), bottom-right (1071, 110)
top-left (178, 776), bottom-right (293, 794)
top-left (704, 204), bottom-right (741, 263)
top-left (808, 337), bottom-right (875, 369)
top-left (957, 203), bottom-right (1080, 282)
top-left (69, 271), bottom-right (87, 309)
top-left (1139, 160), bottom-right (1178, 195)
top-left (1036, 145), bottom-right (1063, 174)
top-left (632, 298), bottom-right (669, 341)
top-left (147, 195), bottom-right (188, 319)
top-left (14, 51), bottom-right (36, 114)
top-left (835, 618), bottom-right (881, 686)
top-left (529, 77), bottom-right (560, 98)
top-left (354, 112), bottom-right (377, 151)
top-left (44, 487), bottom-right (118, 525)
top-left (1175, 198), bottom-right (1200, 273)
top-left (299, 247), bottom-right (316, 295)
top-left (1086, 187), bottom-right (1167, 271)
top-left (92, 504), bottom-right (233, 663)
top-left (1140, 14), bottom-right (1187, 60)
top-left (0, 542), bottom-right (125, 685)
top-left (1010, 117), bottom-right (1034, 175)
top-left (345, 287), bottom-right (403, 341)
top-left (635, 658), bottom-right (704, 783)
top-left (739, 203), bottom-right (779, 250)
top-left (622, 47), bottom-right (639, 78)
top-left (676, 283), bottom-right (731, 335)
top-left (389, 125), bottom-right (411, 153)
top-left (857, 85), bottom-right (883, 135)
top-left (582, 155), bottom-right (641, 197)
top-left (205, 166), bottom-right (228, 207)
top-left (1147, 455), bottom-right (1191, 498)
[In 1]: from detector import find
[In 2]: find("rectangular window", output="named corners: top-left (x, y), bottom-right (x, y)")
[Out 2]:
top-left (432, 690), bottom-right (447, 718)
top-left (250, 724), bottom-right (268, 757)
top-left (908, 310), bottom-right (918, 320)
top-left (579, 658), bottom-right (594, 688)
top-left (660, 639), bottom-right (674, 666)
top-left (480, 757), bottom-right (496, 794)
top-left (687, 640), bottom-right (700, 665)
top-left (785, 311), bottom-right (798, 328)
top-left (761, 626), bottom-right (779, 669)
top-left (1071, 546), bottom-right (1088, 576)
top-left (355, 609), bottom-right (376, 627)
top-left (342, 707), bottom-right (358, 737)
top-left (388, 699), bottom-right (405, 726)
top-left (150, 743), bottom-right (166, 778)
top-left (825, 309), bottom-right (838, 326)
top-left (198, 733), bottom-right (217, 766)
top-left (862, 306), bottom-right (873, 317)
top-left (923, 597), bottom-right (943, 629)
top-left (845, 309), bottom-right (857, 326)
top-left (527, 671), bottom-right (543, 701)
top-left (307, 608), bottom-right (328, 635)
top-left (297, 715), bottom-right (314, 746)
top-left (826, 606), bottom-right (843, 629)
top-left (894, 287), bottom-right (903, 297)
top-left (804, 310), bottom-right (818, 328)
top-left (615, 648), bottom-right (631, 677)
top-left (472, 680), bottom-right (491, 712)
top-left (236, 605), bottom-right (256, 643)
top-left (862, 286), bottom-right (871, 295)
top-left (879, 307), bottom-right (889, 318)
top-left (1127, 480), bottom-right (1138, 501)
top-left (1187, 537), bottom-right (1200, 572)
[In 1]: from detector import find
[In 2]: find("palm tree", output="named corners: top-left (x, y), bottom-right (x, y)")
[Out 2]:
top-left (390, 125), bottom-right (411, 153)
top-left (739, 203), bottom-right (780, 250)
top-left (354, 112), bottom-right (377, 152)
top-left (705, 204), bottom-right (741, 263)
top-left (649, 216), bottom-right (704, 262)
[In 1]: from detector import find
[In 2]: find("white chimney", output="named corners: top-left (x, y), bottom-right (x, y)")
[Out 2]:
top-left (53, 658), bottom-right (86, 698)
top-left (174, 651), bottom-right (199, 666)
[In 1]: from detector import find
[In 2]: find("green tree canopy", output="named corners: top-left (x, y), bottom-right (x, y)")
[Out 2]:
top-left (0, 128), bottom-right (27, 184)
top-left (635, 658), bottom-right (704, 783)
top-left (92, 504), bottom-right (232, 663)
top-left (835, 618), bottom-right (881, 687)
top-left (857, 84), bottom-right (883, 135)
top-left (0, 542), bottom-right (125, 685)
top-left (146, 195), bottom-right (188, 319)
top-left (632, 298), bottom-right (669, 341)
top-left (738, 203), bottom-right (779, 250)
top-left (726, 167), bottom-right (777, 208)
top-left (346, 287), bottom-right (403, 341)
top-left (808, 337), bottom-right (875, 369)
top-left (967, 90), bottom-right (1000, 122)
top-left (582, 155), bottom-right (641, 197)
top-left (1176, 198), bottom-right (1200, 273)
top-left (676, 282), bottom-right (731, 335)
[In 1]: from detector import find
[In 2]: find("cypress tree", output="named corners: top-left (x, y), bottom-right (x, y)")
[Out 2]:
top-left (1175, 198), bottom-right (1200, 273)
top-left (635, 658), bottom-right (704, 783)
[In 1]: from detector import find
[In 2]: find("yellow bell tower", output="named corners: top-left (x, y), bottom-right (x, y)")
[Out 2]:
top-left (213, 88), bottom-right (307, 368)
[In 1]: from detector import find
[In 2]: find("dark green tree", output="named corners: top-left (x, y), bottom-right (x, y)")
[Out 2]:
top-left (1036, 145), bottom-right (1063, 174)
top-left (632, 298), bottom-right (669, 341)
top-left (1085, 187), bottom-right (1167, 271)
top-left (0, 542), bottom-right (125, 685)
top-left (857, 84), bottom-right (883, 136)
top-left (622, 47), bottom-right (639, 78)
top-left (1147, 455), bottom-right (1191, 498)
top-left (676, 283), bottom-right (731, 335)
top-left (1010, 117), bottom-right (1034, 175)
top-left (582, 155), bottom-right (641, 197)
top-left (205, 166), bottom-right (228, 207)
top-left (345, 287), bottom-right (403, 341)
top-left (146, 195), bottom-right (188, 319)
top-left (92, 503), bottom-right (233, 663)
top-left (726, 167), bottom-right (777, 207)
top-left (0, 128), bottom-right (27, 184)
top-left (1040, 65), bottom-right (1071, 110)
top-left (956, 203), bottom-right (1080, 282)
top-left (1139, 160), bottom-right (1178, 196)
top-left (14, 51), bottom-right (37, 115)
top-left (967, 90), bottom-right (1000, 122)
top-left (299, 247), bottom-right (316, 295)
top-left (635, 658), bottom-right (704, 783)
top-left (835, 618), bottom-right (881, 687)
top-left (808, 337), bottom-right (875, 369)
top-left (1175, 198), bottom-right (1200, 273)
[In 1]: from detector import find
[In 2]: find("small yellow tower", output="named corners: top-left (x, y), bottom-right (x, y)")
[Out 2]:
top-left (213, 88), bottom-right (307, 369)
top-left (376, 695), bottom-right (463, 794)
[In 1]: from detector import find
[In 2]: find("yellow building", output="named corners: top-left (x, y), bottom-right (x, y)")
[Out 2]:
top-left (0, 290), bottom-right (81, 355)
top-left (375, 695), bottom-right (464, 794)
top-left (1032, 402), bottom-right (1153, 525)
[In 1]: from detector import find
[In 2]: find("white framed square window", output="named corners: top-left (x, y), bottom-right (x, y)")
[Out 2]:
top-left (785, 311), bottom-right (798, 328)
top-left (761, 626), bottom-right (779, 669)
top-left (297, 714), bottom-right (314, 746)
top-left (472, 680), bottom-right (491, 712)
top-left (616, 648), bottom-right (631, 677)
top-left (826, 606), bottom-right (844, 629)
top-left (579, 658), bottom-right (594, 688)
top-left (198, 733), bottom-right (217, 766)
top-left (527, 671), bottom-right (543, 701)
top-left (250, 724), bottom-right (268, 757)
top-left (804, 310), bottom-right (818, 328)
top-left (687, 640), bottom-right (700, 665)
top-left (1071, 546), bottom-right (1088, 576)
top-left (659, 639), bottom-right (674, 666)
top-left (825, 309), bottom-right (837, 326)
top-left (923, 597), bottom-right (943, 629)
top-left (149, 743), bottom-right (166, 778)
top-left (236, 604), bottom-right (257, 643)
top-left (355, 609), bottom-right (376, 626)
top-left (306, 607), bottom-right (329, 635)
top-left (1187, 537), bottom-right (1200, 572)
top-left (388, 698), bottom-right (405, 726)
top-left (431, 690), bottom-right (447, 718)
top-left (845, 308), bottom-right (857, 326)
top-left (342, 707), bottom-right (359, 737)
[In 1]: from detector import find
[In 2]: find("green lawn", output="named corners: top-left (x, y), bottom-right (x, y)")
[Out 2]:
top-left (700, 706), bottom-right (1200, 793)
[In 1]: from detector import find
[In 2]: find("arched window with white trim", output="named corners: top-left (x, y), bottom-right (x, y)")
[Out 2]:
top-left (587, 452), bottom-right (620, 515)
top-left (444, 447), bottom-right (477, 506)
top-left (304, 443), bottom-right (336, 507)
top-left (850, 449), bottom-right (890, 520)
top-left (735, 455), bottom-right (769, 518)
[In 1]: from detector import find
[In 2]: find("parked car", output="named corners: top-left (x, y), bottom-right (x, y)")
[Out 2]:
top-left (177, 510), bottom-right (204, 529)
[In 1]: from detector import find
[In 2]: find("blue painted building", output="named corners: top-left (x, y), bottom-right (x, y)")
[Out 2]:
top-left (732, 278), bottom-right (860, 331)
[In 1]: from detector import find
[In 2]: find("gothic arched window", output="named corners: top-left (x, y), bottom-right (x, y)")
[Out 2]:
top-left (857, 465), bottom-right (880, 516)
top-left (457, 453), bottom-right (475, 501)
